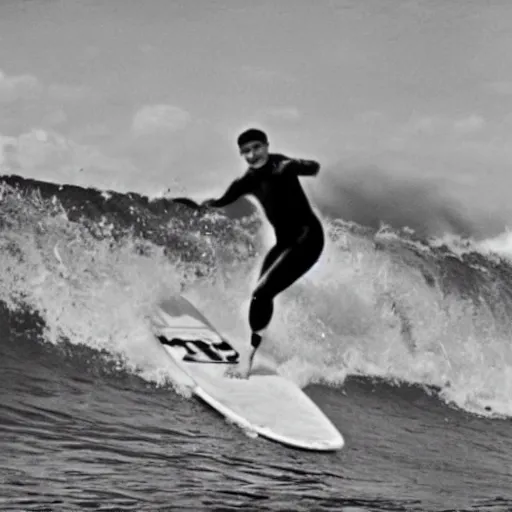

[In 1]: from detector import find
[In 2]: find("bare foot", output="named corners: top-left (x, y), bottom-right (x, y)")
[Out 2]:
top-left (224, 358), bottom-right (252, 380)
top-left (225, 367), bottom-right (249, 379)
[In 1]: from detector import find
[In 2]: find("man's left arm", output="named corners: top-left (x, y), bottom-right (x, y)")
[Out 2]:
top-left (277, 157), bottom-right (320, 177)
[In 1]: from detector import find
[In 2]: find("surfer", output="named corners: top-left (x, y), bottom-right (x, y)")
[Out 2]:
top-left (201, 128), bottom-right (324, 378)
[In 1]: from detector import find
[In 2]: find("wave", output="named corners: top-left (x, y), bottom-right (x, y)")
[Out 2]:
top-left (1, 173), bottom-right (512, 419)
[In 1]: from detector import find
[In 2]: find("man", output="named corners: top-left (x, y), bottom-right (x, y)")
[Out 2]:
top-left (201, 128), bottom-right (324, 378)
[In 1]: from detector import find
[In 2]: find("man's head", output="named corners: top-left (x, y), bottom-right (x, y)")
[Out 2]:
top-left (237, 128), bottom-right (269, 169)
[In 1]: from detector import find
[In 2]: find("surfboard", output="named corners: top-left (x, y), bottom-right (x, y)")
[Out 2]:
top-left (150, 295), bottom-right (344, 451)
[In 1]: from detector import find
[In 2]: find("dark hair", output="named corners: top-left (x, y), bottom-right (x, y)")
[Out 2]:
top-left (237, 128), bottom-right (268, 147)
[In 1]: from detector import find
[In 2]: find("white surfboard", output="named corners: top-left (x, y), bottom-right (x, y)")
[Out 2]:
top-left (151, 295), bottom-right (344, 451)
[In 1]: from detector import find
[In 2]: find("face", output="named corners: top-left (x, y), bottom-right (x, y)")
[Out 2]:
top-left (239, 141), bottom-right (269, 169)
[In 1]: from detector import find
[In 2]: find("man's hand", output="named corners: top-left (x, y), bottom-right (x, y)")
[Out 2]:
top-left (200, 198), bottom-right (217, 208)
top-left (173, 197), bottom-right (201, 209)
top-left (173, 197), bottom-right (219, 212)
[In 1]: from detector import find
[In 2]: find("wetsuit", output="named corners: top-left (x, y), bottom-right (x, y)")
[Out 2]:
top-left (209, 153), bottom-right (324, 337)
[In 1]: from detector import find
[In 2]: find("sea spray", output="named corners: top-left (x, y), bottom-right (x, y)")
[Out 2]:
top-left (1, 175), bottom-right (512, 417)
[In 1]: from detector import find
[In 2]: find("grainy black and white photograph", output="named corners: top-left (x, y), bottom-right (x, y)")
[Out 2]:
top-left (1, 1), bottom-right (512, 511)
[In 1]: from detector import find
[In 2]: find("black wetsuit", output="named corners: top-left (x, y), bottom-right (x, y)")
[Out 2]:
top-left (210, 153), bottom-right (324, 334)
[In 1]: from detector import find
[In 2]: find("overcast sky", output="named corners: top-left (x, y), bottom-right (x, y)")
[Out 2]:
top-left (1, 0), bottom-right (512, 234)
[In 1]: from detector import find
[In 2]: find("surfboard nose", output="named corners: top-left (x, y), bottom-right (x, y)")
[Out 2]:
top-left (153, 295), bottom-right (345, 452)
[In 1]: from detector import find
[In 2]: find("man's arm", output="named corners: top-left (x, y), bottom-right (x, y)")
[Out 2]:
top-left (290, 158), bottom-right (320, 176)
top-left (276, 157), bottom-right (320, 177)
top-left (203, 172), bottom-right (255, 208)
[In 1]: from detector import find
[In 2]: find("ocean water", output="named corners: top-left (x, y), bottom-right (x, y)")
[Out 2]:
top-left (1, 174), bottom-right (511, 512)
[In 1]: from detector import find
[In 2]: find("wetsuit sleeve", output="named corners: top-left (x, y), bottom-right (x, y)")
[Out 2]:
top-left (285, 158), bottom-right (320, 176)
top-left (208, 172), bottom-right (256, 207)
top-left (274, 154), bottom-right (320, 176)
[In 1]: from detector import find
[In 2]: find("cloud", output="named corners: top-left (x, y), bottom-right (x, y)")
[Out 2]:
top-left (393, 114), bottom-right (486, 147)
top-left (0, 70), bottom-right (42, 102)
top-left (358, 110), bottom-right (384, 125)
top-left (0, 128), bottom-right (138, 191)
top-left (0, 69), bottom-right (87, 104)
top-left (487, 81), bottom-right (512, 96)
top-left (0, 69), bottom-right (92, 133)
top-left (240, 66), bottom-right (293, 83)
top-left (42, 109), bottom-right (68, 127)
top-left (47, 83), bottom-right (89, 102)
top-left (261, 106), bottom-right (301, 121)
top-left (408, 116), bottom-right (438, 135)
top-left (453, 114), bottom-right (485, 135)
top-left (132, 104), bottom-right (191, 135)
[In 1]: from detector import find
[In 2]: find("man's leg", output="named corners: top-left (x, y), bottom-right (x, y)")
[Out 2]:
top-left (224, 244), bottom-right (283, 379)
top-left (258, 242), bottom-right (285, 279)
top-left (228, 223), bottom-right (324, 378)
top-left (253, 221), bottom-right (324, 305)
top-left (248, 242), bottom-right (284, 347)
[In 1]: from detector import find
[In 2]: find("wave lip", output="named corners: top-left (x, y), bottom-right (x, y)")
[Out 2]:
top-left (1, 172), bottom-right (512, 419)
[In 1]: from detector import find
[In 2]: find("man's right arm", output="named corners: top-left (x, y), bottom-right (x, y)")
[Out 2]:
top-left (203, 171), bottom-right (255, 208)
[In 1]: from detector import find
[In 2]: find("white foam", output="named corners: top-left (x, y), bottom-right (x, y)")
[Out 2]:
top-left (2, 189), bottom-right (512, 418)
